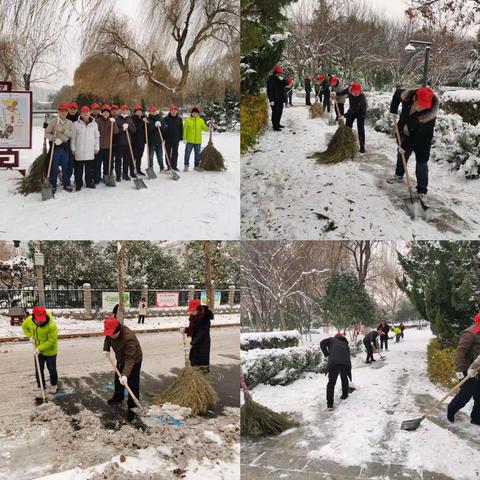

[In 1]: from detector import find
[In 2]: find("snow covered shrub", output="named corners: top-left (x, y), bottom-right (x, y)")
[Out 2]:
top-left (427, 338), bottom-right (456, 389)
top-left (242, 346), bottom-right (324, 388)
top-left (241, 94), bottom-right (268, 153)
top-left (442, 90), bottom-right (480, 125)
top-left (203, 91), bottom-right (240, 132)
top-left (241, 330), bottom-right (300, 351)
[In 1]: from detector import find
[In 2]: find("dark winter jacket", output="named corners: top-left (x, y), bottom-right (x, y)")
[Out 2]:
top-left (96, 116), bottom-right (119, 150)
top-left (162, 113), bottom-right (183, 144)
top-left (455, 325), bottom-right (480, 373)
top-left (115, 115), bottom-right (136, 147)
top-left (390, 88), bottom-right (439, 154)
top-left (66, 112), bottom-right (79, 123)
top-left (304, 78), bottom-right (312, 93)
top-left (132, 115), bottom-right (147, 147)
top-left (103, 325), bottom-right (143, 377)
top-left (363, 330), bottom-right (379, 347)
top-left (377, 323), bottom-right (390, 336)
top-left (333, 83), bottom-right (347, 104)
top-left (188, 306), bottom-right (213, 367)
top-left (147, 114), bottom-right (163, 145)
top-left (320, 335), bottom-right (352, 375)
top-left (338, 87), bottom-right (368, 117)
top-left (321, 78), bottom-right (331, 93)
top-left (267, 74), bottom-right (288, 104)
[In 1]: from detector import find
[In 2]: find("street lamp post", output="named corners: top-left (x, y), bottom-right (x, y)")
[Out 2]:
top-left (34, 252), bottom-right (45, 306)
top-left (405, 40), bottom-right (433, 87)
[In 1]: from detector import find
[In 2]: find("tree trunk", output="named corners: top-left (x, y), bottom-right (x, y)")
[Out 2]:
top-left (203, 241), bottom-right (214, 311)
top-left (278, 304), bottom-right (287, 330)
top-left (116, 241), bottom-right (126, 323)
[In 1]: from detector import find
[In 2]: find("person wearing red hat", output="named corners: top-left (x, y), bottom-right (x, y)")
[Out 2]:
top-left (320, 332), bottom-right (352, 410)
top-left (267, 66), bottom-right (289, 131)
top-left (320, 74), bottom-right (331, 113)
top-left (71, 105), bottom-right (100, 190)
top-left (67, 102), bottom-right (79, 122)
top-left (331, 77), bottom-right (347, 120)
top-left (162, 104), bottom-right (183, 171)
top-left (447, 312), bottom-right (480, 424)
top-left (91, 103), bottom-right (101, 119)
top-left (114, 105), bottom-right (137, 181)
top-left (21, 306), bottom-right (59, 395)
top-left (304, 74), bottom-right (312, 106)
top-left (184, 299), bottom-right (213, 372)
top-left (388, 86), bottom-right (439, 206)
top-left (103, 316), bottom-right (143, 422)
top-left (111, 105), bottom-right (120, 118)
top-left (146, 106), bottom-right (167, 174)
top-left (313, 75), bottom-right (323, 100)
top-left (131, 105), bottom-right (147, 176)
top-left (95, 104), bottom-right (119, 183)
top-left (44, 103), bottom-right (75, 193)
top-left (335, 82), bottom-right (368, 153)
top-left (285, 77), bottom-right (294, 107)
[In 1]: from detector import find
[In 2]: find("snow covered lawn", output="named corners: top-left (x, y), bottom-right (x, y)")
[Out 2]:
top-left (0, 312), bottom-right (240, 339)
top-left (241, 96), bottom-right (480, 240)
top-left (242, 328), bottom-right (480, 479)
top-left (0, 126), bottom-right (240, 240)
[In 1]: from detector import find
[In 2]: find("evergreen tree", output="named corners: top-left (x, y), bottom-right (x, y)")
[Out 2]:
top-left (460, 32), bottom-right (480, 88)
top-left (397, 241), bottom-right (480, 347)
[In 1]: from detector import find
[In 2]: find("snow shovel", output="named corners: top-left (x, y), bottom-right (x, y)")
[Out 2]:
top-left (144, 122), bottom-right (157, 179)
top-left (41, 135), bottom-right (56, 201)
top-left (401, 375), bottom-right (472, 431)
top-left (33, 347), bottom-right (46, 403)
top-left (392, 115), bottom-right (421, 216)
top-left (157, 126), bottom-right (180, 181)
top-left (125, 130), bottom-right (147, 190)
top-left (104, 120), bottom-right (116, 187)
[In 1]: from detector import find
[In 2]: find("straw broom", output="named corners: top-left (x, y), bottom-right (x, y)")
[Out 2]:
top-left (155, 331), bottom-right (218, 415)
top-left (309, 98), bottom-right (358, 164)
top-left (240, 373), bottom-right (297, 435)
top-left (200, 118), bottom-right (226, 171)
top-left (309, 96), bottom-right (324, 119)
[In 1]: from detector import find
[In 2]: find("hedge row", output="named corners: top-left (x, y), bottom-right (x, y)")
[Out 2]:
top-left (427, 338), bottom-right (457, 389)
top-left (240, 330), bottom-right (300, 351)
top-left (240, 93), bottom-right (268, 153)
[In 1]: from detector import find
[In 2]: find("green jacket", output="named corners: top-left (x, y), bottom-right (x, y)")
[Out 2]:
top-left (183, 116), bottom-right (209, 144)
top-left (22, 311), bottom-right (58, 356)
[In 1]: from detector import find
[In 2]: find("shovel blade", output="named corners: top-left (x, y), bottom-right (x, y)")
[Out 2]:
top-left (104, 174), bottom-right (116, 187)
top-left (134, 178), bottom-right (148, 190)
top-left (131, 406), bottom-right (148, 417)
top-left (145, 167), bottom-right (157, 179)
top-left (169, 170), bottom-right (180, 181)
top-left (400, 416), bottom-right (424, 431)
top-left (41, 182), bottom-right (53, 201)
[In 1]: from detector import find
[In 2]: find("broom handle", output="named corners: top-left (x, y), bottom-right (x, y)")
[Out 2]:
top-left (423, 375), bottom-right (472, 419)
top-left (156, 126), bottom-right (173, 171)
top-left (209, 118), bottom-right (213, 144)
top-left (46, 131), bottom-right (56, 180)
top-left (108, 121), bottom-right (114, 175)
top-left (125, 129), bottom-right (138, 176)
top-left (333, 96), bottom-right (341, 119)
top-left (106, 355), bottom-right (143, 410)
top-left (144, 121), bottom-right (149, 166)
top-left (34, 348), bottom-right (46, 402)
top-left (240, 372), bottom-right (250, 396)
top-left (392, 114), bottom-right (415, 201)
top-left (43, 114), bottom-right (48, 150)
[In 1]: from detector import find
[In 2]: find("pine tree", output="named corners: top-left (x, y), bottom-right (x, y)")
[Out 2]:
top-left (460, 32), bottom-right (480, 88)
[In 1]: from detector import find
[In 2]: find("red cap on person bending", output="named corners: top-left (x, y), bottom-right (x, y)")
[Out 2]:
top-left (33, 306), bottom-right (47, 323)
top-left (474, 312), bottom-right (480, 333)
top-left (416, 87), bottom-right (434, 109)
top-left (351, 82), bottom-right (362, 95)
top-left (103, 317), bottom-right (120, 336)
top-left (273, 66), bottom-right (285, 74)
top-left (331, 77), bottom-right (338, 86)
top-left (188, 299), bottom-right (201, 313)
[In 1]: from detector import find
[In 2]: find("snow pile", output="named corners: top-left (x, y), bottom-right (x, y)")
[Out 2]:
top-left (241, 346), bottom-right (324, 388)
top-left (240, 329), bottom-right (301, 350)
top-left (442, 89), bottom-right (480, 102)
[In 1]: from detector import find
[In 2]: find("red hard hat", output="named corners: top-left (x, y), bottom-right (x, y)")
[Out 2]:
top-left (319, 75), bottom-right (325, 81)
top-left (101, 104), bottom-right (111, 111)
top-left (91, 103), bottom-right (100, 109)
top-left (68, 101), bottom-right (78, 109)
top-left (58, 103), bottom-right (69, 111)
top-left (416, 87), bottom-right (434, 109)
top-left (148, 105), bottom-right (158, 113)
top-left (103, 316), bottom-right (120, 336)
top-left (188, 299), bottom-right (201, 313)
top-left (170, 104), bottom-right (178, 111)
top-left (273, 66), bottom-right (285, 75)
top-left (474, 312), bottom-right (480, 333)
top-left (133, 104), bottom-right (142, 111)
top-left (33, 306), bottom-right (47, 323)
top-left (120, 104), bottom-right (129, 110)
top-left (111, 104), bottom-right (119, 110)
top-left (80, 105), bottom-right (90, 112)
top-left (330, 77), bottom-right (338, 86)
top-left (351, 82), bottom-right (362, 94)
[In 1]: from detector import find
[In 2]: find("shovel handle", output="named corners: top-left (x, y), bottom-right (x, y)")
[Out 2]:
top-left (144, 122), bottom-right (149, 165)
top-left (108, 121), bottom-right (114, 175)
top-left (34, 348), bottom-right (46, 402)
top-left (391, 114), bottom-right (415, 201)
top-left (125, 130), bottom-right (138, 176)
top-left (423, 375), bottom-right (472, 419)
top-left (45, 133), bottom-right (56, 180)
top-left (156, 126), bottom-right (173, 171)
top-left (106, 355), bottom-right (142, 410)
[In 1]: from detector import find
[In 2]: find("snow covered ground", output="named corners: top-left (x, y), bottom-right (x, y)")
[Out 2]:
top-left (242, 328), bottom-right (480, 479)
top-left (241, 95), bottom-right (480, 240)
top-left (0, 312), bottom-right (240, 339)
top-left (1, 125), bottom-right (240, 240)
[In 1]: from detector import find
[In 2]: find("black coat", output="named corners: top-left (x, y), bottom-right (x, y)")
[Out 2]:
top-left (304, 78), bottom-right (312, 93)
top-left (321, 78), bottom-right (331, 92)
top-left (267, 74), bottom-right (288, 104)
top-left (320, 336), bottom-right (352, 375)
top-left (338, 87), bottom-right (368, 118)
top-left (132, 115), bottom-right (146, 147)
top-left (364, 330), bottom-right (379, 346)
top-left (390, 88), bottom-right (439, 155)
top-left (115, 115), bottom-right (136, 147)
top-left (162, 113), bottom-right (183, 144)
top-left (189, 306), bottom-right (213, 367)
top-left (147, 114), bottom-right (162, 145)
top-left (377, 323), bottom-right (390, 335)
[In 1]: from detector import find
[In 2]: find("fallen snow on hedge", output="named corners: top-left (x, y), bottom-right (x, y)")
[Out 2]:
top-left (240, 330), bottom-right (300, 350)
top-left (442, 89), bottom-right (480, 103)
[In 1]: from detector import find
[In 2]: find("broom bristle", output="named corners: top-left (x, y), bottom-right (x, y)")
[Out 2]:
top-left (309, 122), bottom-right (358, 164)
top-left (200, 143), bottom-right (226, 171)
top-left (154, 364), bottom-right (218, 415)
top-left (241, 392), bottom-right (297, 435)
top-left (310, 102), bottom-right (324, 119)
top-left (16, 152), bottom-right (48, 195)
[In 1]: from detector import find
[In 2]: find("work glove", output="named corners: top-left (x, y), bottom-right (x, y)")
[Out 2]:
top-left (54, 138), bottom-right (62, 146)
top-left (103, 351), bottom-right (110, 358)
top-left (397, 146), bottom-right (405, 155)
top-left (30, 338), bottom-right (36, 346)
top-left (468, 367), bottom-right (479, 378)
top-left (120, 375), bottom-right (128, 386)
top-left (122, 123), bottom-right (129, 131)
top-left (109, 117), bottom-right (116, 123)
top-left (143, 117), bottom-right (149, 123)
top-left (455, 371), bottom-right (465, 380)
top-left (155, 121), bottom-right (161, 127)
top-left (269, 102), bottom-right (274, 107)
top-left (33, 348), bottom-right (39, 356)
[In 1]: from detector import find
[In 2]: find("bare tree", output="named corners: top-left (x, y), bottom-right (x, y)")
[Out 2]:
top-left (406, 0), bottom-right (480, 28)
top-left (343, 241), bottom-right (379, 287)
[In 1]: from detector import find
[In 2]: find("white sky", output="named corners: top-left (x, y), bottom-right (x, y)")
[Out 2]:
top-left (363, 0), bottom-right (410, 20)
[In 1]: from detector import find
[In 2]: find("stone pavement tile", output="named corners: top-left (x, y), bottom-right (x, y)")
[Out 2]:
top-left (358, 462), bottom-right (390, 478)
top-left (254, 451), bottom-right (310, 471)
top-left (265, 470), bottom-right (331, 479)
top-left (242, 447), bottom-right (265, 465)
top-left (423, 471), bottom-right (454, 480)
top-left (304, 458), bottom-right (361, 477)
top-left (241, 465), bottom-right (271, 480)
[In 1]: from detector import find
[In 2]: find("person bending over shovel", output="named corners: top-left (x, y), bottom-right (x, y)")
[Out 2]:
top-left (447, 312), bottom-right (480, 425)
top-left (363, 328), bottom-right (381, 364)
top-left (387, 87), bottom-right (439, 208)
top-left (22, 306), bottom-right (59, 395)
top-left (103, 317), bottom-right (143, 422)
top-left (320, 332), bottom-right (352, 411)
top-left (185, 299), bottom-right (213, 374)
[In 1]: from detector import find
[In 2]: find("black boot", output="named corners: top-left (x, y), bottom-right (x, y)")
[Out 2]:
top-left (126, 409), bottom-right (135, 422)
top-left (359, 143), bottom-right (365, 154)
top-left (107, 396), bottom-right (123, 404)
